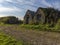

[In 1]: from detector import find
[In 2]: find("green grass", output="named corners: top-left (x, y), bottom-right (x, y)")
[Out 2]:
top-left (0, 31), bottom-right (23, 45)
top-left (0, 23), bottom-right (60, 32)
top-left (18, 24), bottom-right (60, 32)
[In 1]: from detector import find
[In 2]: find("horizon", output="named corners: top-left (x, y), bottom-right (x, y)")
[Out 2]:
top-left (0, 0), bottom-right (60, 20)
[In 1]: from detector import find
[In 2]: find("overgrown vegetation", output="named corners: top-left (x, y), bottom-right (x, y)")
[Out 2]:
top-left (20, 23), bottom-right (60, 32)
top-left (0, 31), bottom-right (24, 45)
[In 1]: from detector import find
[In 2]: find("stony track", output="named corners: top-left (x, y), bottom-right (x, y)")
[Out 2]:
top-left (0, 25), bottom-right (60, 45)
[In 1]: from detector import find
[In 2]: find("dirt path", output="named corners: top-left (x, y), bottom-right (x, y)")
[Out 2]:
top-left (0, 25), bottom-right (60, 45)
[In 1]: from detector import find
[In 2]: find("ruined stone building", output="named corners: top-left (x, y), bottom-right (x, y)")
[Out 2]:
top-left (0, 16), bottom-right (19, 24)
top-left (24, 10), bottom-right (35, 24)
top-left (24, 7), bottom-right (60, 26)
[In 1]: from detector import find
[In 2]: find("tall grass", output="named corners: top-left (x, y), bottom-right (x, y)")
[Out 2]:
top-left (20, 24), bottom-right (60, 32)
top-left (0, 31), bottom-right (23, 45)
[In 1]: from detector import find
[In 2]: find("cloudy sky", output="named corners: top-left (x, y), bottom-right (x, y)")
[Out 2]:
top-left (0, 0), bottom-right (60, 20)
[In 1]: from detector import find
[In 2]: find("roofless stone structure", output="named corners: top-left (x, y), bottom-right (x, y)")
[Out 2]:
top-left (24, 7), bottom-right (60, 26)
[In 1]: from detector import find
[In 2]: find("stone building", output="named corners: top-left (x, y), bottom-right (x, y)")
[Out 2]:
top-left (34, 7), bottom-right (45, 24)
top-left (24, 10), bottom-right (35, 24)
top-left (0, 16), bottom-right (19, 24)
top-left (6, 16), bottom-right (19, 24)
top-left (24, 7), bottom-right (60, 26)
